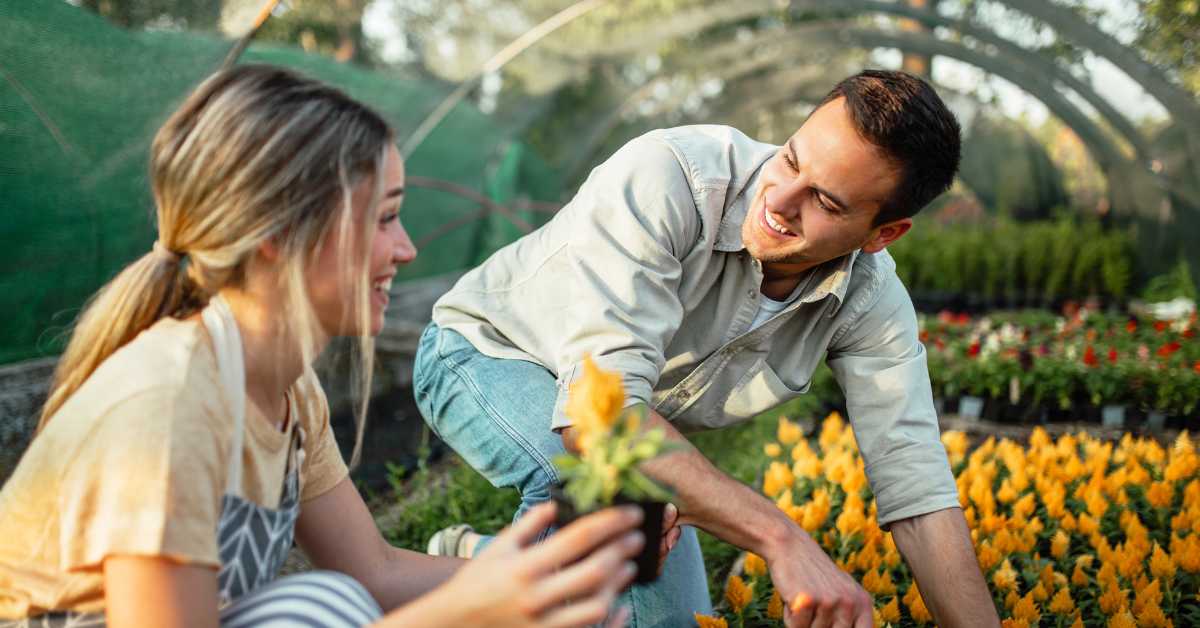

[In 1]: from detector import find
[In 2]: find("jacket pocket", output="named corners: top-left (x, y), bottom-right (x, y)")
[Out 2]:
top-left (722, 358), bottom-right (810, 421)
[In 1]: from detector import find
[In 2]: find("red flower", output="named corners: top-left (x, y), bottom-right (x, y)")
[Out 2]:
top-left (935, 338), bottom-right (946, 351)
top-left (1083, 345), bottom-right (1099, 367)
top-left (1194, 360), bottom-right (1200, 374)
top-left (1086, 329), bottom-right (1097, 342)
top-left (1157, 341), bottom-right (1182, 358)
top-left (1107, 348), bottom-right (1118, 364)
top-left (967, 341), bottom-right (981, 358)
top-left (1154, 320), bottom-right (1168, 333)
top-left (1126, 319), bottom-right (1138, 333)
top-left (919, 330), bottom-right (929, 343)
top-left (955, 313), bottom-right (971, 326)
top-left (1184, 328), bottom-right (1196, 339)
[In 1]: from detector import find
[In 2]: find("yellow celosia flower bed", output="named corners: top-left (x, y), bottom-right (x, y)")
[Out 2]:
top-left (696, 413), bottom-right (1200, 627)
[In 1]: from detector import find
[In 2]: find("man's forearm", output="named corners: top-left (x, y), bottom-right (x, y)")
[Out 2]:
top-left (631, 409), bottom-right (808, 558)
top-left (890, 507), bottom-right (1000, 628)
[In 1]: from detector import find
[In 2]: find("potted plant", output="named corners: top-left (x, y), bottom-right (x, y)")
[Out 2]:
top-left (552, 356), bottom-right (678, 583)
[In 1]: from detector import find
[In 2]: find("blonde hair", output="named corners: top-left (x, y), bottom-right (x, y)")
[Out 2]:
top-left (40, 65), bottom-right (393, 466)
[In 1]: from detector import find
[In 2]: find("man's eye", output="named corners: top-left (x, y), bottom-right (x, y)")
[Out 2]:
top-left (815, 192), bottom-right (835, 213)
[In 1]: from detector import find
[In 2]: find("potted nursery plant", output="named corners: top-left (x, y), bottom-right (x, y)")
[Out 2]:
top-left (552, 356), bottom-right (678, 583)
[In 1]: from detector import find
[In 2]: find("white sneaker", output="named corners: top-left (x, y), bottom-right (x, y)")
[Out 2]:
top-left (425, 523), bottom-right (476, 558)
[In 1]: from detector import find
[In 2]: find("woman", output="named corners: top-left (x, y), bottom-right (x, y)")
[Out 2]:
top-left (0, 65), bottom-right (642, 627)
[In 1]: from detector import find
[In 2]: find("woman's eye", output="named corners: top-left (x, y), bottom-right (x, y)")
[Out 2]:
top-left (782, 153), bottom-right (797, 170)
top-left (380, 211), bottom-right (399, 224)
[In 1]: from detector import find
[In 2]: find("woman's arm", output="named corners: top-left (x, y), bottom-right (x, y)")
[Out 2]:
top-left (296, 477), bottom-right (463, 610)
top-left (297, 477), bottom-right (645, 627)
top-left (104, 556), bottom-right (219, 628)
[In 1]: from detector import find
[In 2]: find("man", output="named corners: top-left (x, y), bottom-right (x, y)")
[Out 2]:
top-left (413, 70), bottom-right (1000, 627)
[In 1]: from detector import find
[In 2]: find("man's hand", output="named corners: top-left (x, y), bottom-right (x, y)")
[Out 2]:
top-left (562, 425), bottom-right (682, 577)
top-left (764, 528), bottom-right (873, 628)
top-left (657, 503), bottom-right (682, 577)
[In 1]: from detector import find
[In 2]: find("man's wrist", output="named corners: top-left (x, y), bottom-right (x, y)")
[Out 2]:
top-left (753, 508), bottom-right (812, 561)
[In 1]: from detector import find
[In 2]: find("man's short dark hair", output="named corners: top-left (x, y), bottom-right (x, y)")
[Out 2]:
top-left (815, 70), bottom-right (961, 226)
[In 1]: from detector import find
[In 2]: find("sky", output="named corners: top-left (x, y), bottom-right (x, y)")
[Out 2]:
top-left (361, 0), bottom-right (1172, 126)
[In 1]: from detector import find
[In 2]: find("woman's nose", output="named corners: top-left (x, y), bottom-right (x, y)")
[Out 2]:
top-left (393, 226), bottom-right (417, 264)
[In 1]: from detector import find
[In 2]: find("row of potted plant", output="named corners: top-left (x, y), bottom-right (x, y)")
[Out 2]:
top-left (920, 309), bottom-right (1199, 428)
top-left (888, 218), bottom-right (1136, 312)
top-left (694, 414), bottom-right (1200, 627)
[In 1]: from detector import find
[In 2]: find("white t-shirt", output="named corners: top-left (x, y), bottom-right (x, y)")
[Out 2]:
top-left (749, 271), bottom-right (815, 330)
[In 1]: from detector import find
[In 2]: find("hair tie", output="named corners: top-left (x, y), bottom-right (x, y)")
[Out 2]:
top-left (152, 240), bottom-right (184, 264)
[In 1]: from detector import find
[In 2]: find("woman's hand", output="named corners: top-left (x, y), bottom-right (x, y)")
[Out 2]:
top-left (383, 502), bottom-right (644, 628)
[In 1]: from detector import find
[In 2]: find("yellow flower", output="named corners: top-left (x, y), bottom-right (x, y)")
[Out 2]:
top-left (724, 575), bottom-right (753, 614)
top-left (564, 355), bottom-right (625, 452)
top-left (1012, 592), bottom-right (1041, 624)
top-left (1085, 487), bottom-right (1110, 520)
top-left (1136, 602), bottom-right (1171, 628)
top-left (1004, 589), bottom-right (1021, 611)
top-left (879, 596), bottom-right (901, 623)
top-left (1050, 529), bottom-right (1070, 559)
top-left (863, 567), bottom-right (897, 596)
top-left (777, 416), bottom-right (804, 445)
top-left (976, 541), bottom-right (1001, 571)
top-left (762, 461), bottom-right (795, 498)
top-left (1132, 578), bottom-right (1162, 616)
top-left (1098, 582), bottom-right (1128, 616)
top-left (1149, 543), bottom-right (1176, 582)
top-left (1048, 588), bottom-right (1075, 615)
top-left (766, 589), bottom-right (783, 620)
top-left (903, 584), bottom-right (932, 624)
top-left (818, 411), bottom-right (846, 451)
top-left (1071, 562), bottom-right (1089, 587)
top-left (1000, 620), bottom-right (1029, 628)
top-left (792, 455), bottom-right (822, 480)
top-left (997, 478), bottom-right (1018, 504)
top-left (1069, 613), bottom-right (1084, 628)
top-left (1078, 513), bottom-right (1100, 537)
top-left (1107, 610), bottom-right (1136, 628)
top-left (743, 552), bottom-right (767, 578)
top-left (763, 443), bottom-right (783, 458)
top-left (992, 559), bottom-right (1019, 592)
top-left (942, 430), bottom-right (969, 466)
top-left (693, 613), bottom-right (728, 628)
top-left (835, 493), bottom-right (866, 538)
top-left (1030, 581), bottom-right (1049, 603)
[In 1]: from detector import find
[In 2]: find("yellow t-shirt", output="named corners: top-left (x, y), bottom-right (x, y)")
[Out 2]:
top-left (0, 317), bottom-right (349, 618)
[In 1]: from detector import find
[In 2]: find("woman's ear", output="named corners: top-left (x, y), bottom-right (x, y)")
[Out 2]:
top-left (862, 218), bottom-right (912, 254)
top-left (257, 237), bottom-right (283, 263)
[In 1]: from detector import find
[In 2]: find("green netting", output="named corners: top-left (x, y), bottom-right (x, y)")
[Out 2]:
top-left (0, 1), bottom-right (561, 365)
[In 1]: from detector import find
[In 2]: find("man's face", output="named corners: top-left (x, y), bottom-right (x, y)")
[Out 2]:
top-left (741, 98), bottom-right (908, 276)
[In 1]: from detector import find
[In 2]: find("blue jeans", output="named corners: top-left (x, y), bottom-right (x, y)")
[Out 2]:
top-left (413, 322), bottom-right (713, 627)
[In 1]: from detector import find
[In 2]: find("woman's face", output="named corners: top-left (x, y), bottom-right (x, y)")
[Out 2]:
top-left (308, 144), bottom-right (416, 337)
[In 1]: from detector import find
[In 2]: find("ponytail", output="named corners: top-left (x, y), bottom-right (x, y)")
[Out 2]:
top-left (38, 243), bottom-right (202, 430)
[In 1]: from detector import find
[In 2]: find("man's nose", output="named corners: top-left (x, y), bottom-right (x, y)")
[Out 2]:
top-left (768, 178), bottom-right (808, 217)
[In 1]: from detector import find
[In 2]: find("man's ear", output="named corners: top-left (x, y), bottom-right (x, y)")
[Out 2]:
top-left (862, 217), bottom-right (912, 254)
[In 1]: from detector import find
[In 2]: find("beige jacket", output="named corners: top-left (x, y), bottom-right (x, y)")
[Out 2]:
top-left (433, 125), bottom-right (958, 526)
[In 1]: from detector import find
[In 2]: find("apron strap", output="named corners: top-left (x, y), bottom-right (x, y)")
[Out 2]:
top-left (201, 294), bottom-right (247, 496)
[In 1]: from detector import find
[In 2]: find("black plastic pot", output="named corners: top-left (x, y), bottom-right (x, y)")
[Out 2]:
top-left (550, 485), bottom-right (665, 584)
